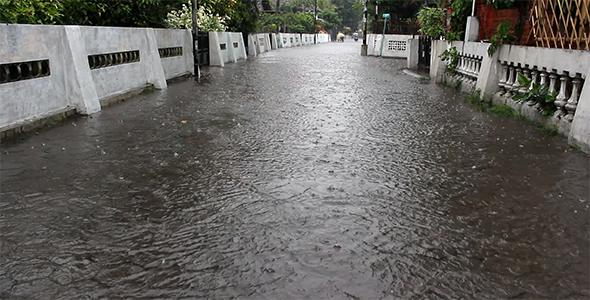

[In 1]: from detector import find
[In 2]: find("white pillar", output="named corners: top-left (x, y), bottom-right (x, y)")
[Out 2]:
top-left (63, 26), bottom-right (101, 114)
top-left (464, 16), bottom-right (479, 42)
top-left (475, 45), bottom-right (500, 95)
top-left (145, 28), bottom-right (168, 89)
top-left (569, 66), bottom-right (590, 152)
top-left (430, 39), bottom-right (448, 83)
top-left (406, 39), bottom-right (419, 69)
top-left (209, 32), bottom-right (225, 66)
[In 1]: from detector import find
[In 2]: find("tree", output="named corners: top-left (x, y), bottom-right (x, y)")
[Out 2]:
top-left (318, 10), bottom-right (342, 29)
top-left (416, 7), bottom-right (445, 36)
top-left (166, 1), bottom-right (228, 31)
top-left (281, 2), bottom-right (303, 13)
top-left (260, 11), bottom-right (315, 33)
top-left (330, 0), bottom-right (362, 30)
top-left (0, 0), bottom-right (63, 24)
top-left (0, 0), bottom-right (259, 34)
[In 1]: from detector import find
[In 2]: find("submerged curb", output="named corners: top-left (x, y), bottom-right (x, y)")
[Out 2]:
top-left (402, 69), bottom-right (423, 79)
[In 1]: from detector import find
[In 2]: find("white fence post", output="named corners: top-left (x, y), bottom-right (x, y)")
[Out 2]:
top-left (569, 65), bottom-right (590, 152)
top-left (63, 26), bottom-right (101, 115)
top-left (209, 32), bottom-right (224, 66)
top-left (145, 28), bottom-right (168, 90)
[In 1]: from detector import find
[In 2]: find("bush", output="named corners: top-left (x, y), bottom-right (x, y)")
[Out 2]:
top-left (166, 1), bottom-right (227, 31)
top-left (416, 7), bottom-right (445, 37)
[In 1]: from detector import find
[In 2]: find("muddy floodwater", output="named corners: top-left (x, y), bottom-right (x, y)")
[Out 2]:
top-left (1, 40), bottom-right (589, 299)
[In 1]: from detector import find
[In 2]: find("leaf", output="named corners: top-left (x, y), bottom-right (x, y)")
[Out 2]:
top-left (517, 73), bottom-right (530, 87)
top-left (513, 94), bottom-right (524, 100)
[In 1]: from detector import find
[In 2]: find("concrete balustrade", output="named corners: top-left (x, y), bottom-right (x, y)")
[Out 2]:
top-left (430, 39), bottom-right (590, 152)
top-left (0, 24), bottom-right (194, 137)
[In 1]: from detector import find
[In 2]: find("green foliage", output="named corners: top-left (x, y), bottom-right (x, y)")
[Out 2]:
top-left (227, 0), bottom-right (259, 34)
top-left (463, 91), bottom-right (526, 119)
top-left (464, 90), bottom-right (489, 111)
top-left (318, 10), bottom-right (342, 30)
top-left (280, 2), bottom-right (301, 13)
top-left (489, 104), bottom-right (515, 117)
top-left (512, 73), bottom-right (557, 115)
top-left (166, 1), bottom-right (227, 31)
top-left (416, 7), bottom-right (445, 37)
top-left (332, 0), bottom-right (362, 30)
top-left (142, 85), bottom-right (156, 94)
top-left (0, 0), bottom-right (63, 24)
top-left (486, 0), bottom-right (515, 10)
top-left (451, 78), bottom-right (462, 91)
top-left (537, 124), bottom-right (559, 136)
top-left (0, 0), bottom-right (186, 27)
top-left (515, 113), bottom-right (529, 121)
top-left (439, 46), bottom-right (459, 74)
top-left (0, 0), bottom-right (259, 34)
top-left (487, 20), bottom-right (516, 56)
top-left (445, 31), bottom-right (462, 41)
top-left (448, 0), bottom-right (470, 41)
top-left (261, 12), bottom-right (314, 33)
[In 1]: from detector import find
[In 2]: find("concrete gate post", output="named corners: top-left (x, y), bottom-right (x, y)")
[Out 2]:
top-left (430, 39), bottom-right (448, 83)
top-left (569, 65), bottom-right (590, 152)
top-left (406, 39), bottom-right (419, 69)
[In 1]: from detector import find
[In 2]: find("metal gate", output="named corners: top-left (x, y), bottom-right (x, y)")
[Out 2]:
top-left (197, 32), bottom-right (209, 66)
top-left (418, 35), bottom-right (432, 69)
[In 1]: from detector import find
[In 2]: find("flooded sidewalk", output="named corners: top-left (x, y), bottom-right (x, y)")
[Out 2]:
top-left (1, 40), bottom-right (588, 299)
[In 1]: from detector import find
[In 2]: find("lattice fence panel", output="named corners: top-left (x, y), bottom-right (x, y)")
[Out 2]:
top-left (528, 0), bottom-right (590, 50)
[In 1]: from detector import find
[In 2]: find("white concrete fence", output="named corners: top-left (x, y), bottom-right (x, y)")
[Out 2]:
top-left (0, 24), bottom-right (193, 135)
top-left (421, 39), bottom-right (590, 152)
top-left (0, 25), bottom-right (332, 136)
top-left (276, 33), bottom-right (331, 49)
top-left (316, 33), bottom-right (331, 44)
top-left (209, 32), bottom-right (247, 67)
top-left (245, 33), bottom-right (331, 56)
top-left (366, 34), bottom-right (414, 58)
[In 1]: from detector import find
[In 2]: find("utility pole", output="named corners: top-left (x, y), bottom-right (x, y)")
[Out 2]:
top-left (361, 0), bottom-right (368, 55)
top-left (314, 0), bottom-right (318, 44)
top-left (191, 0), bottom-right (200, 79)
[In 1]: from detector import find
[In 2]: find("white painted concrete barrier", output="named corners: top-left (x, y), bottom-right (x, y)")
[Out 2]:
top-left (256, 32), bottom-right (329, 50)
top-left (278, 33), bottom-right (290, 48)
top-left (302, 34), bottom-right (314, 45)
top-left (316, 34), bottom-right (330, 44)
top-left (367, 34), bottom-right (413, 58)
top-left (247, 34), bottom-right (258, 56)
top-left (209, 31), bottom-right (247, 67)
top-left (271, 33), bottom-right (278, 50)
top-left (254, 33), bottom-right (271, 54)
top-left (248, 33), bottom-right (272, 55)
top-left (256, 34), bottom-right (266, 53)
top-left (154, 28), bottom-right (194, 80)
top-left (294, 34), bottom-right (302, 47)
top-left (0, 24), bottom-right (194, 134)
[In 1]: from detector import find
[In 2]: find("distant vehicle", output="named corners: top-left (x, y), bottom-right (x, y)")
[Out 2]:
top-left (337, 32), bottom-right (345, 42)
top-left (353, 33), bottom-right (359, 42)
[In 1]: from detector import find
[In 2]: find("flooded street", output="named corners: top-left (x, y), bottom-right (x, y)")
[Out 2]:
top-left (1, 40), bottom-right (588, 299)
